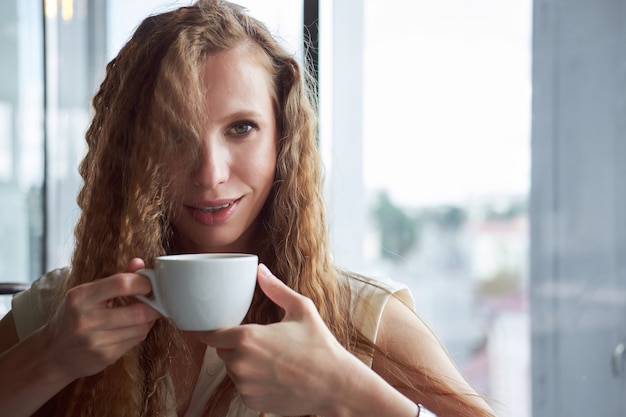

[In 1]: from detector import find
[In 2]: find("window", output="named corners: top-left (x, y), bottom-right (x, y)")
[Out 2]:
top-left (356, 1), bottom-right (531, 415)
top-left (0, 0), bottom-right (44, 312)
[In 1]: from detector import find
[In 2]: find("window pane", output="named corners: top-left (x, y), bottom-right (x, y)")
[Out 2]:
top-left (0, 0), bottom-right (44, 314)
top-left (45, 0), bottom-right (106, 271)
top-left (361, 1), bottom-right (531, 416)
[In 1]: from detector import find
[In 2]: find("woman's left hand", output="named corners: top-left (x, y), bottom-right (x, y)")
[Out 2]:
top-left (200, 263), bottom-right (362, 416)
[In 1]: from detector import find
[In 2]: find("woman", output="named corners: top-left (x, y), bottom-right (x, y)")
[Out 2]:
top-left (0, 1), bottom-right (496, 416)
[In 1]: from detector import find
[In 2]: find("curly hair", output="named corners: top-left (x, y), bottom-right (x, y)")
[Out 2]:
top-left (33, 1), bottom-right (494, 416)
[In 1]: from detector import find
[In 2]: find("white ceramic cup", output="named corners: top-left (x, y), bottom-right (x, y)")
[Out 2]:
top-left (135, 253), bottom-right (258, 330)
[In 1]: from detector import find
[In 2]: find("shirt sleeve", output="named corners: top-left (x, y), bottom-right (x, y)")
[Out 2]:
top-left (349, 274), bottom-right (416, 367)
top-left (11, 268), bottom-right (68, 341)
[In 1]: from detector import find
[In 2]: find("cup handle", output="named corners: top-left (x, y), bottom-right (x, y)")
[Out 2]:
top-left (134, 268), bottom-right (169, 317)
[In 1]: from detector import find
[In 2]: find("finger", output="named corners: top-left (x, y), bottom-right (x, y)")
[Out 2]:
top-left (257, 264), bottom-right (307, 315)
top-left (124, 258), bottom-right (146, 273)
top-left (215, 347), bottom-right (237, 363)
top-left (200, 327), bottom-right (245, 349)
top-left (75, 323), bottom-right (156, 370)
top-left (99, 303), bottom-right (162, 329)
top-left (79, 273), bottom-right (153, 307)
top-left (95, 320), bottom-right (156, 348)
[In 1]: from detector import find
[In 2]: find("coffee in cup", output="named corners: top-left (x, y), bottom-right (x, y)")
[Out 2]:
top-left (135, 253), bottom-right (258, 330)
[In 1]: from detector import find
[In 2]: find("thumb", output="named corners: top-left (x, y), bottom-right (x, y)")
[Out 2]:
top-left (125, 257), bottom-right (146, 273)
top-left (257, 263), bottom-right (305, 317)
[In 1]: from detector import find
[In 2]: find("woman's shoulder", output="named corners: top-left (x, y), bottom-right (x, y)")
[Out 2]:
top-left (341, 270), bottom-right (416, 366)
top-left (345, 272), bottom-right (415, 312)
top-left (11, 267), bottom-right (69, 341)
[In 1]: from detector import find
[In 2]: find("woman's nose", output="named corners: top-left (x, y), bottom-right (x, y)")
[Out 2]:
top-left (191, 140), bottom-right (229, 189)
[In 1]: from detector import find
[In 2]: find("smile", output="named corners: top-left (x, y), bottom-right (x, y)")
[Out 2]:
top-left (186, 199), bottom-right (240, 227)
top-left (196, 202), bottom-right (232, 212)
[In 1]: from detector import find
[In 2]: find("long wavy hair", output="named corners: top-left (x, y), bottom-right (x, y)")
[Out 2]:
top-left (34, 1), bottom-right (494, 416)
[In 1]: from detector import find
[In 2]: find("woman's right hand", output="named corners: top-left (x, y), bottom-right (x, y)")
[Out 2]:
top-left (42, 258), bottom-right (162, 380)
top-left (0, 258), bottom-right (162, 417)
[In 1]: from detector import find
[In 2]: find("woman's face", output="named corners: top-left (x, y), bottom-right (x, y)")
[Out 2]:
top-left (171, 44), bottom-right (277, 253)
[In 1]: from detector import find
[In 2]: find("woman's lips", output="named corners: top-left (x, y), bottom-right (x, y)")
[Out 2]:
top-left (186, 198), bottom-right (241, 226)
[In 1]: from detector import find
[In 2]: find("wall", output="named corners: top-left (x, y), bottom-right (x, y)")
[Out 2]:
top-left (531, 0), bottom-right (626, 415)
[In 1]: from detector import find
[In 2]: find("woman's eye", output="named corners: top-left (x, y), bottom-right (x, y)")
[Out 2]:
top-left (229, 122), bottom-right (255, 136)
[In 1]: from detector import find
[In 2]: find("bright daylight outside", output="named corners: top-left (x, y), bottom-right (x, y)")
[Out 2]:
top-left (360, 1), bottom-right (531, 416)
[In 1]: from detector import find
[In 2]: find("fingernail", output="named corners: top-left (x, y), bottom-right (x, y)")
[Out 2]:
top-left (258, 263), bottom-right (271, 278)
